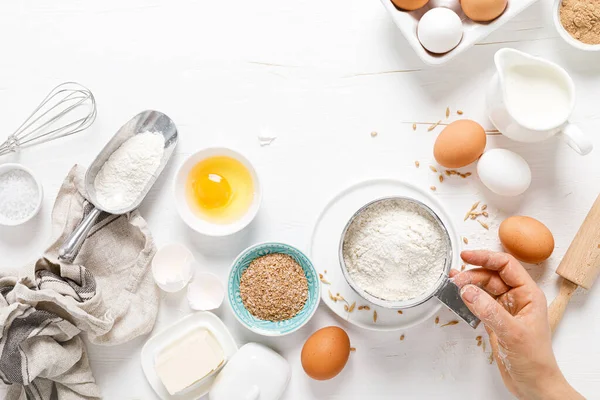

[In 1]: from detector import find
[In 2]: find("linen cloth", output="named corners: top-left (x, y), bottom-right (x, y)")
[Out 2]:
top-left (0, 165), bottom-right (159, 399)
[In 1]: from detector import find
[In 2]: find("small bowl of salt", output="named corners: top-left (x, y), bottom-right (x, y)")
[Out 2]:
top-left (0, 163), bottom-right (43, 226)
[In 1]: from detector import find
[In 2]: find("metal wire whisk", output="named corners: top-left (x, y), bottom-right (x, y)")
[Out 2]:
top-left (0, 82), bottom-right (97, 156)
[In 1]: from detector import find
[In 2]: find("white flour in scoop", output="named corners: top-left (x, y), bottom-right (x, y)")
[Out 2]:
top-left (94, 131), bottom-right (164, 210)
top-left (342, 198), bottom-right (448, 302)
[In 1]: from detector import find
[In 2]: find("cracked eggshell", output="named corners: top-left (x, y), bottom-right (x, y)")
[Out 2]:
top-left (152, 243), bottom-right (195, 293)
top-left (187, 272), bottom-right (225, 311)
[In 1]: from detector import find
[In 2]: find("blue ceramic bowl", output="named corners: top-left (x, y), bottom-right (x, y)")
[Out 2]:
top-left (228, 242), bottom-right (320, 336)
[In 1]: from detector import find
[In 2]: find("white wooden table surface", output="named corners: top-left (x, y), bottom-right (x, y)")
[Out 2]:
top-left (1, 0), bottom-right (600, 399)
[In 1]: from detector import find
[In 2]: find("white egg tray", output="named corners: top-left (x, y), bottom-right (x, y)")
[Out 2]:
top-left (379, 0), bottom-right (540, 65)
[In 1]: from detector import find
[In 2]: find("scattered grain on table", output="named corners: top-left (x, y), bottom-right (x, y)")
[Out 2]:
top-left (441, 320), bottom-right (459, 327)
top-left (397, 310), bottom-right (403, 315)
top-left (415, 161), bottom-right (420, 168)
top-left (371, 131), bottom-right (378, 137)
top-left (435, 316), bottom-right (439, 324)
top-left (428, 120), bottom-right (441, 132)
top-left (464, 201), bottom-right (480, 221)
top-left (400, 334), bottom-right (405, 341)
top-left (373, 310), bottom-right (378, 323)
top-left (329, 290), bottom-right (336, 302)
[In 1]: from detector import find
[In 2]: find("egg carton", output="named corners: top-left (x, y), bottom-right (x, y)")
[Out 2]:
top-left (379, 0), bottom-right (540, 65)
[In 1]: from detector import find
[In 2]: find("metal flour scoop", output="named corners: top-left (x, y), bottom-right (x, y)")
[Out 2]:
top-left (58, 110), bottom-right (178, 263)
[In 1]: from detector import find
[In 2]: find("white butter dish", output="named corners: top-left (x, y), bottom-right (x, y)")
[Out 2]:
top-left (141, 312), bottom-right (238, 400)
top-left (379, 0), bottom-right (540, 65)
top-left (209, 343), bottom-right (290, 400)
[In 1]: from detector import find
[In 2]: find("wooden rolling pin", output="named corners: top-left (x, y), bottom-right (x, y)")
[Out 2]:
top-left (549, 194), bottom-right (600, 334)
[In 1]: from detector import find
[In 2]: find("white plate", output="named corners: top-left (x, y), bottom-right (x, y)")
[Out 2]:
top-left (141, 312), bottom-right (238, 400)
top-left (379, 0), bottom-right (540, 65)
top-left (309, 178), bottom-right (461, 331)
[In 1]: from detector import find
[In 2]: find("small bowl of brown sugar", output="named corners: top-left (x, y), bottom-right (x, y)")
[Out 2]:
top-left (228, 242), bottom-right (320, 336)
top-left (554, 0), bottom-right (600, 51)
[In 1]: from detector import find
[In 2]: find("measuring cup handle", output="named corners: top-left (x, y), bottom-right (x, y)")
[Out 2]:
top-left (58, 207), bottom-right (102, 263)
top-left (562, 123), bottom-right (593, 155)
top-left (434, 279), bottom-right (480, 329)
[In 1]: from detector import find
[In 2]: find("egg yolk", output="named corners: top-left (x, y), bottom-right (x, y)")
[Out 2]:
top-left (193, 173), bottom-right (232, 209)
top-left (185, 155), bottom-right (254, 224)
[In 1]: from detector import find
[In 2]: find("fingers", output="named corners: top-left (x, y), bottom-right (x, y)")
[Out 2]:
top-left (451, 268), bottom-right (511, 296)
top-left (497, 286), bottom-right (535, 315)
top-left (460, 284), bottom-right (516, 336)
top-left (461, 250), bottom-right (534, 288)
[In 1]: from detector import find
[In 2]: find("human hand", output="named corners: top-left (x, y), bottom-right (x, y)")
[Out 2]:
top-left (449, 250), bottom-right (583, 400)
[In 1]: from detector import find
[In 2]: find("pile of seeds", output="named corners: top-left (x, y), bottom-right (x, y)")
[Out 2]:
top-left (240, 253), bottom-right (308, 321)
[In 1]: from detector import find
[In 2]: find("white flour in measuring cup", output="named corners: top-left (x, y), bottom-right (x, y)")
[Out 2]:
top-left (342, 198), bottom-right (448, 302)
top-left (94, 131), bottom-right (164, 210)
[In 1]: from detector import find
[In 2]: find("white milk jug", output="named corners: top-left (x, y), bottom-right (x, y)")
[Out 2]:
top-left (486, 48), bottom-right (592, 155)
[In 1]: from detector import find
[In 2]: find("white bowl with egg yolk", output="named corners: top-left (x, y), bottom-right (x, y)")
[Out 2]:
top-left (174, 147), bottom-right (262, 236)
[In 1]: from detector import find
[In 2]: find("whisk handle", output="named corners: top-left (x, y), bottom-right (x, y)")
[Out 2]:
top-left (58, 207), bottom-right (102, 263)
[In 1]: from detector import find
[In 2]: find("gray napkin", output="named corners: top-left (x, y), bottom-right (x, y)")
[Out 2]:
top-left (0, 165), bottom-right (159, 400)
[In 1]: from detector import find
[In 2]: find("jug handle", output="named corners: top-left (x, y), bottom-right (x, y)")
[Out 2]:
top-left (562, 123), bottom-right (593, 155)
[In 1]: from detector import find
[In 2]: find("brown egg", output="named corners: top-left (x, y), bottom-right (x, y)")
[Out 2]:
top-left (461, 0), bottom-right (508, 22)
top-left (301, 326), bottom-right (350, 380)
top-left (433, 119), bottom-right (486, 168)
top-left (499, 216), bottom-right (554, 264)
top-left (390, 0), bottom-right (429, 11)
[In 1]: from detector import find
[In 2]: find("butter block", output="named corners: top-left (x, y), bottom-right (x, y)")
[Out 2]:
top-left (155, 328), bottom-right (224, 395)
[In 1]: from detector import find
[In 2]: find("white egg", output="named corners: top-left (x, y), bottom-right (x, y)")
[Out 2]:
top-left (417, 8), bottom-right (463, 54)
top-left (477, 149), bottom-right (532, 196)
